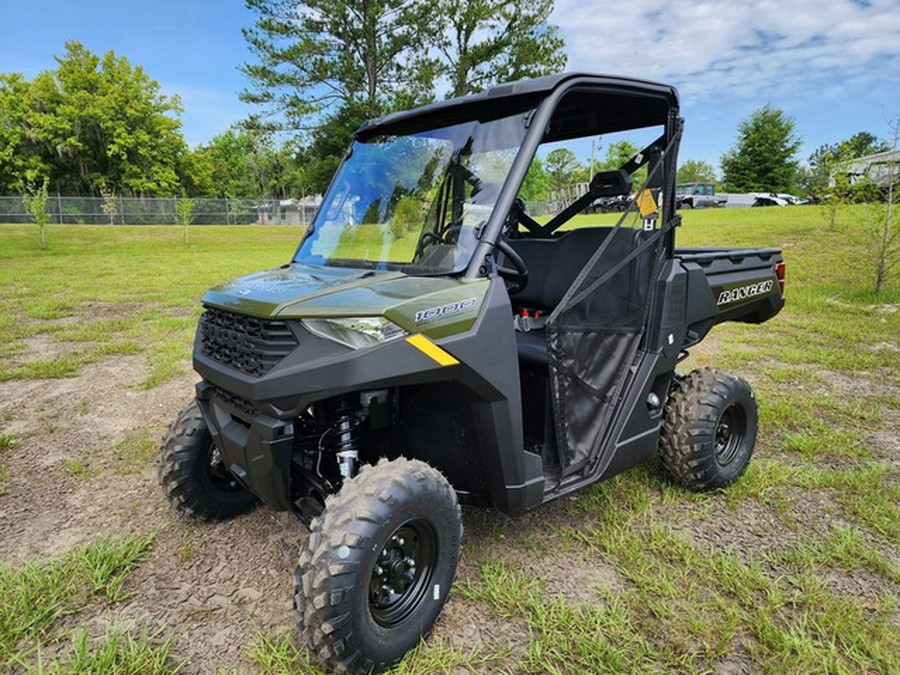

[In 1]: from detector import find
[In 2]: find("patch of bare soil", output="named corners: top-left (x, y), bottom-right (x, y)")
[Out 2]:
top-left (79, 300), bottom-right (148, 320)
top-left (4, 333), bottom-right (97, 370)
top-left (461, 500), bottom-right (627, 605)
top-left (0, 352), bottom-right (305, 673)
top-left (436, 598), bottom-right (529, 667)
top-left (664, 489), bottom-right (844, 568)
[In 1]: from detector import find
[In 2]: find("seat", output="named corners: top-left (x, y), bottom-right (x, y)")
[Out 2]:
top-left (508, 228), bottom-right (616, 311)
top-left (509, 227), bottom-right (652, 374)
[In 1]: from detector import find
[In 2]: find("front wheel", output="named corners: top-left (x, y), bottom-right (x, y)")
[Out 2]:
top-left (157, 400), bottom-right (259, 521)
top-left (294, 457), bottom-right (462, 674)
top-left (659, 368), bottom-right (758, 490)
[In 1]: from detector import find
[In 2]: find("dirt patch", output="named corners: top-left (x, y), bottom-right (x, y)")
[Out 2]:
top-left (102, 510), bottom-right (303, 672)
top-left (664, 489), bottom-right (849, 570)
top-left (436, 598), bottom-right (529, 666)
top-left (79, 300), bottom-right (147, 320)
top-left (3, 334), bottom-right (97, 370)
top-left (867, 430), bottom-right (900, 467)
top-left (0, 351), bottom-right (307, 673)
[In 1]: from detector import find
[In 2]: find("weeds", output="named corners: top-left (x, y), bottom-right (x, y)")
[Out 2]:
top-left (22, 626), bottom-right (181, 674)
top-left (0, 534), bottom-right (154, 666)
top-left (113, 428), bottom-right (158, 474)
top-left (62, 458), bottom-right (100, 480)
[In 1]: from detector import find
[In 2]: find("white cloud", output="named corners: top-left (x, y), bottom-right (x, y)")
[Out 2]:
top-left (550, 0), bottom-right (900, 104)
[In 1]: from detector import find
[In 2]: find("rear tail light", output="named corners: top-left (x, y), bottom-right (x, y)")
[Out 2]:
top-left (775, 261), bottom-right (786, 293)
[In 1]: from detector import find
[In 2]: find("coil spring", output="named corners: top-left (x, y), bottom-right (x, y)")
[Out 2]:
top-left (331, 395), bottom-right (361, 478)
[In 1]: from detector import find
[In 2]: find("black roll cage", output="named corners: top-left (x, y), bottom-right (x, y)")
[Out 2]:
top-left (462, 78), bottom-right (681, 279)
top-left (351, 73), bottom-right (683, 277)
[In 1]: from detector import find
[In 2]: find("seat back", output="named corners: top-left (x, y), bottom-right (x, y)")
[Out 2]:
top-left (509, 227), bottom-right (617, 310)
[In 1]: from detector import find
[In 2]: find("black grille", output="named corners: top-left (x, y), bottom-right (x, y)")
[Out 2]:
top-left (207, 383), bottom-right (257, 418)
top-left (199, 307), bottom-right (297, 376)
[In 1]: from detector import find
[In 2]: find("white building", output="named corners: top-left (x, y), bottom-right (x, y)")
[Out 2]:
top-left (835, 149), bottom-right (900, 187)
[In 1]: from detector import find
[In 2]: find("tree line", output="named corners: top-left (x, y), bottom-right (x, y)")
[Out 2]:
top-left (718, 105), bottom-right (892, 197)
top-left (0, 0), bottom-right (894, 202)
top-left (0, 0), bottom-right (566, 199)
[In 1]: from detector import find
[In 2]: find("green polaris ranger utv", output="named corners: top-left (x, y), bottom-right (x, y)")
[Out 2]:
top-left (158, 72), bottom-right (785, 673)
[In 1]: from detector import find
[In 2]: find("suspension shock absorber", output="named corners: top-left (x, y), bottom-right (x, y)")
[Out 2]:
top-left (331, 394), bottom-right (361, 478)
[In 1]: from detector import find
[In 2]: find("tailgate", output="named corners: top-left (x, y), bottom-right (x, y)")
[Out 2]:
top-left (676, 247), bottom-right (784, 325)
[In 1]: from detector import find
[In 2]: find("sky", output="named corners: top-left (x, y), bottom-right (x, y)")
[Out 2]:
top-left (1, 0), bottom-right (898, 173)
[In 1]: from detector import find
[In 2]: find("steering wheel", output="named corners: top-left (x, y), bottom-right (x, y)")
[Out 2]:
top-left (495, 239), bottom-right (528, 294)
top-left (414, 230), bottom-right (444, 259)
top-left (442, 224), bottom-right (463, 244)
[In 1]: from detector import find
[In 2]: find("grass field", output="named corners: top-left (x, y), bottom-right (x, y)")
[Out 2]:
top-left (0, 205), bottom-right (898, 673)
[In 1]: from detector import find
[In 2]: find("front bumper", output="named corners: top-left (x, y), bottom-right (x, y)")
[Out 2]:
top-left (193, 322), bottom-right (462, 512)
top-left (196, 380), bottom-right (295, 511)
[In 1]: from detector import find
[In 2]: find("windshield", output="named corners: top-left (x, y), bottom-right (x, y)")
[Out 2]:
top-left (294, 110), bottom-right (533, 274)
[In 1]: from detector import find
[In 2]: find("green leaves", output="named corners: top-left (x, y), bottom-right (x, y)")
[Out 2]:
top-left (239, 0), bottom-right (567, 133)
top-left (720, 104), bottom-right (801, 193)
top-left (435, 0), bottom-right (566, 98)
top-left (677, 159), bottom-right (718, 185)
top-left (0, 41), bottom-right (185, 197)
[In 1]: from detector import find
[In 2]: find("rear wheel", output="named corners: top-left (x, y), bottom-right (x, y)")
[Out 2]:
top-left (294, 457), bottom-right (461, 674)
top-left (659, 368), bottom-right (758, 490)
top-left (157, 400), bottom-right (258, 521)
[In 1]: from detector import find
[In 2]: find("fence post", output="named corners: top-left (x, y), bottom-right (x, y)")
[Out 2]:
top-left (57, 193), bottom-right (63, 224)
top-left (119, 195), bottom-right (125, 225)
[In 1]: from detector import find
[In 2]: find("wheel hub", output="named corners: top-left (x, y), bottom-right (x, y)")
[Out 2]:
top-left (368, 521), bottom-right (436, 627)
top-left (714, 404), bottom-right (746, 466)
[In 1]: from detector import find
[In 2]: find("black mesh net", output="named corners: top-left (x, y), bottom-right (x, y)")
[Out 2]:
top-left (546, 224), bottom-right (664, 473)
top-left (543, 125), bottom-right (682, 475)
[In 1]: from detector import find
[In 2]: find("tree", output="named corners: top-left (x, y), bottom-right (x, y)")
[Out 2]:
top-left (0, 74), bottom-right (52, 191)
top-left (100, 185), bottom-right (118, 225)
top-left (176, 195), bottom-right (195, 245)
top-left (187, 128), bottom-right (311, 198)
top-left (241, 0), bottom-right (433, 131)
top-left (720, 105), bottom-right (801, 193)
top-left (601, 140), bottom-right (647, 188)
top-left (870, 120), bottom-right (899, 294)
top-left (0, 41), bottom-right (186, 196)
top-left (545, 148), bottom-right (583, 189)
top-left (803, 131), bottom-right (891, 227)
top-left (22, 177), bottom-right (50, 249)
top-left (519, 156), bottom-right (551, 202)
top-left (805, 131), bottom-right (890, 197)
top-left (677, 159), bottom-right (717, 185)
top-left (434, 0), bottom-right (566, 98)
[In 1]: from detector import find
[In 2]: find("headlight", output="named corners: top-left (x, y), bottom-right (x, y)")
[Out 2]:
top-left (302, 317), bottom-right (408, 349)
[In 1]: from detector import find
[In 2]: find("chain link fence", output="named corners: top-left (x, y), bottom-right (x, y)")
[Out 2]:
top-left (0, 196), bottom-right (322, 225)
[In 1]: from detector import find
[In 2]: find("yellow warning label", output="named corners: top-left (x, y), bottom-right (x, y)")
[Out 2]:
top-left (637, 189), bottom-right (658, 217)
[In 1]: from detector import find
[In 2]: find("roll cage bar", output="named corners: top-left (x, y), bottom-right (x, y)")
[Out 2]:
top-left (458, 77), bottom-right (682, 278)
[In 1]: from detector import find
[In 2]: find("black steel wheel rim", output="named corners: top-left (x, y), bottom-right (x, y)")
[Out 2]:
top-left (206, 442), bottom-right (244, 493)
top-left (369, 519), bottom-right (437, 628)
top-left (714, 404), bottom-right (746, 466)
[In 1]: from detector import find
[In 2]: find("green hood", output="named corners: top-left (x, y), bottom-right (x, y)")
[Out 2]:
top-left (202, 263), bottom-right (489, 338)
